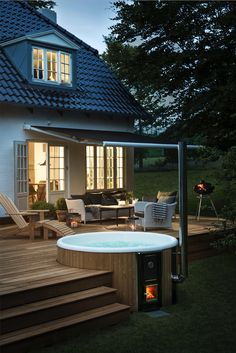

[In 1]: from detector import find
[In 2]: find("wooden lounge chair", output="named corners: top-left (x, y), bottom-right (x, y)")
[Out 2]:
top-left (0, 193), bottom-right (75, 240)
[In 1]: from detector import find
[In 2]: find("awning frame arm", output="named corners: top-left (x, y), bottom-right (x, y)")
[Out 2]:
top-left (103, 141), bottom-right (202, 149)
top-left (23, 124), bottom-right (102, 145)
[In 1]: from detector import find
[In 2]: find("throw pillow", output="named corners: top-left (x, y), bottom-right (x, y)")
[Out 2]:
top-left (101, 193), bottom-right (118, 205)
top-left (87, 192), bottom-right (102, 205)
top-left (112, 191), bottom-right (127, 201)
top-left (71, 194), bottom-right (91, 205)
top-left (157, 195), bottom-right (176, 204)
top-left (157, 191), bottom-right (177, 199)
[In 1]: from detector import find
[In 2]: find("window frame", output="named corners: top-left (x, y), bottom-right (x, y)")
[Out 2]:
top-left (32, 46), bottom-right (72, 86)
top-left (86, 146), bottom-right (125, 191)
top-left (14, 141), bottom-right (28, 195)
top-left (49, 145), bottom-right (65, 192)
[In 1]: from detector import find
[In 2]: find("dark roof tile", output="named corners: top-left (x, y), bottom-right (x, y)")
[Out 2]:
top-left (0, 0), bottom-right (148, 118)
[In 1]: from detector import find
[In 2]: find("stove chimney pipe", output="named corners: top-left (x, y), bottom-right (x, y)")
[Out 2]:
top-left (172, 141), bottom-right (188, 282)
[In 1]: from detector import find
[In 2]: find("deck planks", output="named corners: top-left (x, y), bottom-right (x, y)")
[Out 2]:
top-left (0, 238), bottom-right (113, 301)
top-left (0, 215), bottom-right (224, 299)
top-left (0, 216), bottom-right (228, 353)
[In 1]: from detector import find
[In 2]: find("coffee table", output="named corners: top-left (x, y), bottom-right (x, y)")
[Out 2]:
top-left (98, 204), bottom-right (134, 226)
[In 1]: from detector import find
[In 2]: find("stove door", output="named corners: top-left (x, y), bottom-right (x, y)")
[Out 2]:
top-left (137, 252), bottom-right (162, 311)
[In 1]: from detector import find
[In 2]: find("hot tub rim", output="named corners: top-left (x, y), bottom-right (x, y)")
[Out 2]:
top-left (57, 231), bottom-right (178, 254)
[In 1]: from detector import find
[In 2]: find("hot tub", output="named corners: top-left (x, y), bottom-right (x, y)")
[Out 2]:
top-left (57, 231), bottom-right (178, 253)
top-left (57, 232), bottom-right (178, 311)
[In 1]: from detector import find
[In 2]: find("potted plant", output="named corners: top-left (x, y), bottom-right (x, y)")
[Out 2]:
top-left (31, 201), bottom-right (56, 219)
top-left (125, 191), bottom-right (134, 204)
top-left (55, 198), bottom-right (68, 222)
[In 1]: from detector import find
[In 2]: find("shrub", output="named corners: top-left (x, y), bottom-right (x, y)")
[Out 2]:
top-left (31, 201), bottom-right (56, 219)
top-left (55, 197), bottom-right (67, 210)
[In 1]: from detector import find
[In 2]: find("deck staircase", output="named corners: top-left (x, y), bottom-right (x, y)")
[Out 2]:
top-left (0, 268), bottom-right (130, 353)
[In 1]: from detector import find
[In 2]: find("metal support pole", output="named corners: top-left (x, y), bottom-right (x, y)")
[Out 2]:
top-left (196, 194), bottom-right (203, 221)
top-left (103, 139), bottom-right (193, 283)
top-left (178, 141), bottom-right (188, 279)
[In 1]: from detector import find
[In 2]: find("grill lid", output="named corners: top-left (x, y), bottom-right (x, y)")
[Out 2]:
top-left (193, 180), bottom-right (215, 195)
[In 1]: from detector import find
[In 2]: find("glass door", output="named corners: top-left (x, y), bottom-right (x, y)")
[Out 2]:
top-left (48, 144), bottom-right (66, 203)
top-left (28, 142), bottom-right (66, 205)
top-left (14, 141), bottom-right (28, 210)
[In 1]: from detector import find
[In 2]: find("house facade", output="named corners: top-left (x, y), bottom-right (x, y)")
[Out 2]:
top-left (0, 0), bottom-right (149, 214)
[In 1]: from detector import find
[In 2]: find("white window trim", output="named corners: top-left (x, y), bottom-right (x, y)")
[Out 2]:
top-left (32, 46), bottom-right (72, 86)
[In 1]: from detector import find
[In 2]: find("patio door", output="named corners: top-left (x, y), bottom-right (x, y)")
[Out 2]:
top-left (47, 144), bottom-right (66, 204)
top-left (14, 141), bottom-right (28, 210)
top-left (28, 142), bottom-right (66, 205)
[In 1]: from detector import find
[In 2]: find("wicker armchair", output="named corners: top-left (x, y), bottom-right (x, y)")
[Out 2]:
top-left (134, 201), bottom-right (177, 231)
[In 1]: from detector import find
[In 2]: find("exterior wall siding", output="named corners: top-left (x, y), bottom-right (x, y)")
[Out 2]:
top-left (69, 142), bottom-right (86, 195)
top-left (0, 104), bottom-right (134, 216)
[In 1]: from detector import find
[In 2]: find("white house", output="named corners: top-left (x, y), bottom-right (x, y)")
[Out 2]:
top-left (0, 0), bottom-right (154, 215)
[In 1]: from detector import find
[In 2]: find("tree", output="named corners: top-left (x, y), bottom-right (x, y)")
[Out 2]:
top-left (103, 1), bottom-right (236, 150)
top-left (22, 0), bottom-right (55, 9)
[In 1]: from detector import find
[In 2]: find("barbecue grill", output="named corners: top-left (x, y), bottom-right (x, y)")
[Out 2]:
top-left (193, 180), bottom-right (215, 195)
top-left (194, 180), bottom-right (218, 220)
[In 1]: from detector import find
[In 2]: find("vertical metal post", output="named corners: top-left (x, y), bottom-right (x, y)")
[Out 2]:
top-left (178, 141), bottom-right (188, 278)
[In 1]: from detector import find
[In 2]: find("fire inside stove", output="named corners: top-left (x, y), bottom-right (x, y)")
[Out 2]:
top-left (145, 284), bottom-right (158, 302)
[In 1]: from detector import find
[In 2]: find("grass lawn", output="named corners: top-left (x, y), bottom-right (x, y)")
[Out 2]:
top-left (134, 169), bottom-right (230, 216)
top-left (32, 253), bottom-right (236, 353)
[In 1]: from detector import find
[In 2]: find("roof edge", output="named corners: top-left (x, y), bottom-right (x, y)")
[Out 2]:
top-left (0, 29), bottom-right (79, 50)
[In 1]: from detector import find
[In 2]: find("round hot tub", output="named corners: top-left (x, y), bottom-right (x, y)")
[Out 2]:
top-left (57, 231), bottom-right (178, 311)
top-left (57, 231), bottom-right (178, 253)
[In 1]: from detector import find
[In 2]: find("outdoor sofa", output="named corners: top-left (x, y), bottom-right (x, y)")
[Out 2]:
top-left (68, 191), bottom-right (131, 223)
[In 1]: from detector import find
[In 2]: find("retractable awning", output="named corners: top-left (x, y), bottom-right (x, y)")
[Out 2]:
top-left (24, 124), bottom-right (166, 145)
top-left (24, 124), bottom-right (200, 149)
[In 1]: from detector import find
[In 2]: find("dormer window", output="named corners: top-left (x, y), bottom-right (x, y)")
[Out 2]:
top-left (32, 47), bottom-right (72, 85)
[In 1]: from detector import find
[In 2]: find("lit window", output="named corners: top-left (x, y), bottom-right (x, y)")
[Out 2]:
top-left (49, 146), bottom-right (65, 191)
top-left (33, 48), bottom-right (44, 80)
top-left (96, 147), bottom-right (104, 189)
top-left (106, 147), bottom-right (114, 189)
top-left (86, 146), bottom-right (95, 190)
top-left (116, 147), bottom-right (124, 189)
top-left (47, 50), bottom-right (57, 82)
top-left (60, 52), bottom-right (71, 84)
top-left (32, 47), bottom-right (72, 85)
top-left (86, 146), bottom-right (124, 190)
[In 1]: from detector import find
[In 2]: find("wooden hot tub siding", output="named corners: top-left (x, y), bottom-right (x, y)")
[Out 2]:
top-left (57, 248), bottom-right (172, 311)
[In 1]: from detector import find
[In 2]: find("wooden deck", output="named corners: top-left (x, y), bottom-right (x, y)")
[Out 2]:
top-left (0, 216), bottom-right (225, 352)
top-left (0, 225), bottom-right (132, 353)
top-left (0, 215), bottom-right (223, 300)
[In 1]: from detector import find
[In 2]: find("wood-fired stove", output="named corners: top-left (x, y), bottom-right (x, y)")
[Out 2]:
top-left (137, 252), bottom-right (162, 311)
